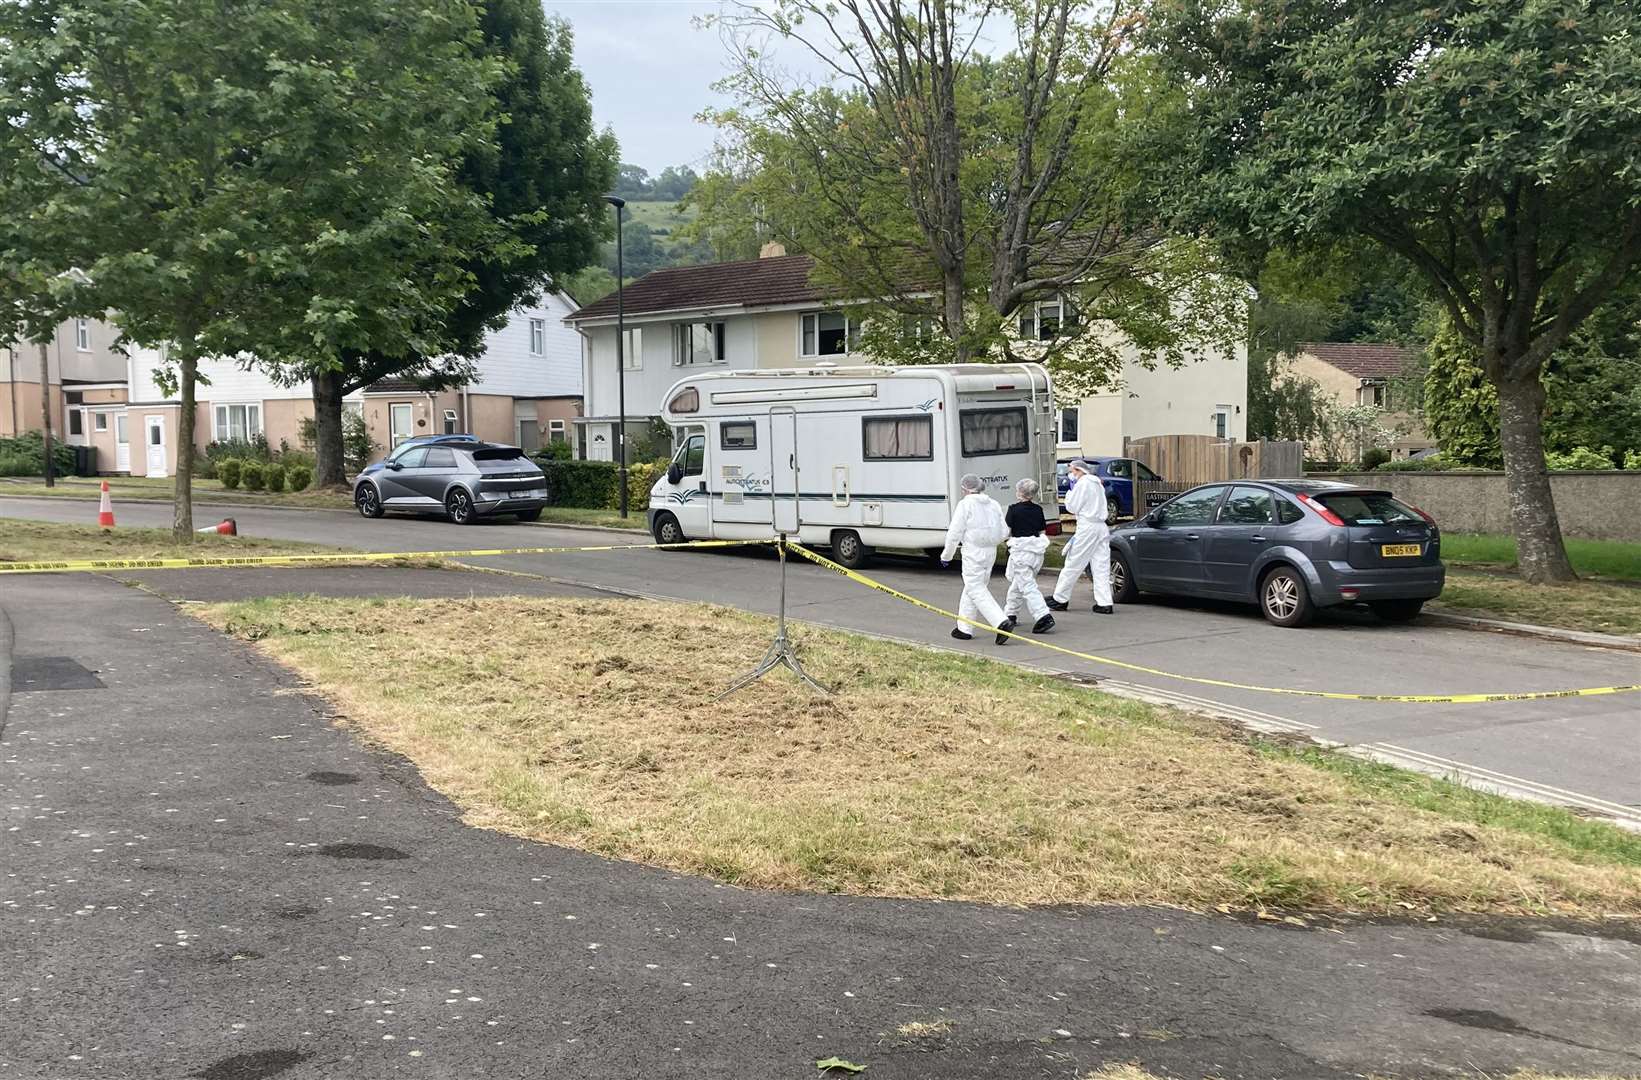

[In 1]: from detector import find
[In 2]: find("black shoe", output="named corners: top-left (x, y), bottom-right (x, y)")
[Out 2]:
top-left (995, 617), bottom-right (1015, 645)
top-left (951, 628), bottom-right (973, 641)
top-left (1092, 604), bottom-right (1114, 615)
top-left (1032, 614), bottom-right (1056, 634)
top-left (1046, 597), bottom-right (1069, 611)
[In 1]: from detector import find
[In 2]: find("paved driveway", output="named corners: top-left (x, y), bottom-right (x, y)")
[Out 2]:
top-left (2, 496), bottom-right (1638, 822)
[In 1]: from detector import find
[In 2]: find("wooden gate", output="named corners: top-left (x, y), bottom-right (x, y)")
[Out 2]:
top-left (1124, 436), bottom-right (1304, 488)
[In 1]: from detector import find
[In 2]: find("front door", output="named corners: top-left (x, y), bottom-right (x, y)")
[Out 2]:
top-left (115, 414), bottom-right (130, 473)
top-left (144, 415), bottom-right (166, 477)
top-left (389, 402), bottom-right (414, 448)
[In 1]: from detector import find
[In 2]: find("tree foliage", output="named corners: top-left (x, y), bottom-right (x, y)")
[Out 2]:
top-left (1150, 0), bottom-right (1641, 581)
top-left (697, 0), bottom-right (1243, 397)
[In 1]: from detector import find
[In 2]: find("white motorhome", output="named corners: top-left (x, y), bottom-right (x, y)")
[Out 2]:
top-left (650, 363), bottom-right (1059, 567)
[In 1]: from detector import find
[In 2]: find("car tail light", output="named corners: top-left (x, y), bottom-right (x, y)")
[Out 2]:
top-left (1045, 520), bottom-right (1061, 537)
top-left (1296, 492), bottom-right (1346, 527)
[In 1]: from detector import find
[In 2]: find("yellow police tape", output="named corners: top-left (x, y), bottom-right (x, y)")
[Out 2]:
top-left (0, 538), bottom-right (762, 574)
top-left (781, 540), bottom-right (1641, 705)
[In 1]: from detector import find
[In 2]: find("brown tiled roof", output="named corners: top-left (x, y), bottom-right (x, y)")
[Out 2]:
top-left (1296, 342), bottom-right (1413, 379)
top-left (365, 378), bottom-right (434, 394)
top-left (567, 254), bottom-right (839, 322)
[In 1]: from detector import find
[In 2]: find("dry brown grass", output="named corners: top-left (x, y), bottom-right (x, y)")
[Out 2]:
top-left (205, 595), bottom-right (1641, 914)
top-left (1080, 1067), bottom-right (1165, 1080)
top-left (894, 1019), bottom-right (953, 1038)
top-left (0, 518), bottom-right (353, 563)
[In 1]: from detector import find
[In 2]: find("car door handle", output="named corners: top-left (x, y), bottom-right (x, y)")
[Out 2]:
top-left (1185, 533), bottom-right (1200, 541)
top-left (1249, 535), bottom-right (1266, 542)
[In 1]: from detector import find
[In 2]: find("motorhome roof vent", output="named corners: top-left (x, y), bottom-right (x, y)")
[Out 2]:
top-left (813, 360), bottom-right (838, 369)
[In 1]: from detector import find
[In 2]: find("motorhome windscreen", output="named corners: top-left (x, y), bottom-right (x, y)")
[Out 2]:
top-left (959, 408), bottom-right (1028, 456)
top-left (862, 415), bottom-right (933, 460)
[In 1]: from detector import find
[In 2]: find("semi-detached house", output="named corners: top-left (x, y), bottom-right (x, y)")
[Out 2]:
top-left (566, 249), bottom-right (1245, 462)
top-left (3, 292), bottom-right (583, 477)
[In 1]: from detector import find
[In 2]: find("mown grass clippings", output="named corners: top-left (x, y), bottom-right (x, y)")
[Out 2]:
top-left (0, 518), bottom-right (354, 564)
top-left (203, 596), bottom-right (1641, 916)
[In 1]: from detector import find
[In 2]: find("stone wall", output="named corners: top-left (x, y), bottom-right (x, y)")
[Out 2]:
top-left (1318, 471), bottom-right (1641, 542)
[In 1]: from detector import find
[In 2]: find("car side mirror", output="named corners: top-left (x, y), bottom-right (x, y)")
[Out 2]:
top-left (1148, 509), bottom-right (1165, 527)
top-left (666, 462), bottom-right (683, 485)
top-left (386, 461), bottom-right (403, 471)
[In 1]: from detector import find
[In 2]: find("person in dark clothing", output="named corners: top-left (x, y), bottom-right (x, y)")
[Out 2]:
top-left (996, 478), bottom-right (1055, 637)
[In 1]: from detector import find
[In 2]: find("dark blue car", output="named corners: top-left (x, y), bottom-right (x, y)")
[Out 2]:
top-left (1056, 456), bottom-right (1169, 524)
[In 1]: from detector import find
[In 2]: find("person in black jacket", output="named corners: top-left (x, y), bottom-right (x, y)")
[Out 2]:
top-left (996, 478), bottom-right (1055, 636)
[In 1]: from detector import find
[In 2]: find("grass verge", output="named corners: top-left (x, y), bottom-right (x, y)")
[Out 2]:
top-left (1441, 533), bottom-right (1641, 581)
top-left (0, 474), bottom-right (353, 509)
top-left (1432, 570), bottom-right (1641, 636)
top-left (0, 518), bottom-right (357, 564)
top-left (203, 595), bottom-right (1641, 916)
top-left (533, 506), bottom-right (646, 531)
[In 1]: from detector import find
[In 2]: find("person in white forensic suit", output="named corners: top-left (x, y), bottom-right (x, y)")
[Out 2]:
top-left (1048, 459), bottom-right (1114, 614)
top-left (997, 477), bottom-right (1055, 636)
top-left (939, 473), bottom-right (1011, 645)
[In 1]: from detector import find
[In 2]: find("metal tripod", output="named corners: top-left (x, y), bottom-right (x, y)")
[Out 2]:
top-left (717, 535), bottom-right (831, 700)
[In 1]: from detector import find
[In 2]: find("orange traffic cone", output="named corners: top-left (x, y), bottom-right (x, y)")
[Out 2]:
top-left (197, 517), bottom-right (237, 536)
top-left (97, 479), bottom-right (115, 528)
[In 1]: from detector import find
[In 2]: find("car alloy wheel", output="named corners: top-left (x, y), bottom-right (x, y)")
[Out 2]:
top-left (446, 488), bottom-right (474, 525)
top-left (1110, 556), bottom-right (1125, 595)
top-left (1259, 566), bottom-right (1314, 627)
top-left (355, 484), bottom-right (382, 518)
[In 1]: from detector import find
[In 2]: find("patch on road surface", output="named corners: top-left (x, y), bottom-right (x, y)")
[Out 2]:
top-left (1423, 1007), bottom-right (1620, 1053)
top-left (10, 655), bottom-right (104, 692)
top-left (267, 903), bottom-right (317, 920)
top-left (305, 770), bottom-right (359, 786)
top-left (192, 1048), bottom-right (313, 1080)
top-left (319, 842), bottom-right (408, 861)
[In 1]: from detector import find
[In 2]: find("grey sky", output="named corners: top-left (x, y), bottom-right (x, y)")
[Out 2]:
top-left (544, 1), bottom-right (731, 176)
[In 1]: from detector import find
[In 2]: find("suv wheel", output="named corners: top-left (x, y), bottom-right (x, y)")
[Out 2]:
top-left (831, 529), bottom-right (872, 570)
top-left (1370, 599), bottom-right (1424, 623)
top-left (652, 511), bottom-right (684, 546)
top-left (1110, 549), bottom-right (1140, 603)
top-left (1106, 501), bottom-right (1119, 526)
top-left (355, 483), bottom-right (384, 519)
top-left (445, 487), bottom-right (476, 525)
top-left (1259, 566), bottom-right (1314, 628)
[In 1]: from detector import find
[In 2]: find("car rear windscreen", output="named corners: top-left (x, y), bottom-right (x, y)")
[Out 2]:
top-left (472, 446), bottom-right (525, 461)
top-left (1315, 492), bottom-right (1424, 526)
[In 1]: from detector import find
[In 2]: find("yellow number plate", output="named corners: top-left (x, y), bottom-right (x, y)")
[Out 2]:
top-left (1381, 543), bottom-right (1422, 557)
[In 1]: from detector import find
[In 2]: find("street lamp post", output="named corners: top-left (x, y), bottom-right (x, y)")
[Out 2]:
top-left (604, 194), bottom-right (629, 518)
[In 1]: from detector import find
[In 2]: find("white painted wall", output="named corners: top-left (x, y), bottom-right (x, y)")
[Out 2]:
top-left (1117, 341), bottom-right (1247, 444)
top-left (469, 290), bottom-right (582, 398)
top-left (580, 313), bottom-right (762, 418)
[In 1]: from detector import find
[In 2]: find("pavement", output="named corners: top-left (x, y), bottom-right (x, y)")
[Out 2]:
top-left (4, 569), bottom-right (1640, 1079)
top-left (3, 496), bottom-right (1638, 824)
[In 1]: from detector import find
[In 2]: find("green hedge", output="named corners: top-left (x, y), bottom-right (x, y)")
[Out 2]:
top-left (0, 431), bottom-right (77, 477)
top-left (219, 459), bottom-right (243, 489)
top-left (264, 464), bottom-right (286, 493)
top-left (535, 458), bottom-right (618, 508)
top-left (240, 461), bottom-right (266, 491)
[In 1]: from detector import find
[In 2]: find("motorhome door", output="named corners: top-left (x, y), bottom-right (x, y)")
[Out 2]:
top-left (769, 407), bottom-right (800, 535)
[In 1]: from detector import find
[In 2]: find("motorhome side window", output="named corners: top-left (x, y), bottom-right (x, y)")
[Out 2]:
top-left (959, 408), bottom-right (1028, 456)
top-left (862, 415), bottom-right (933, 460)
top-left (674, 321), bottom-right (725, 366)
top-left (720, 421), bottom-right (756, 450)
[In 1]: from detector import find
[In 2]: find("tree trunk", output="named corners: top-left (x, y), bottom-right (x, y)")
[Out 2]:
top-left (173, 349), bottom-right (198, 540)
top-left (944, 272), bottom-right (968, 362)
top-left (38, 339), bottom-right (53, 487)
top-left (311, 369), bottom-right (347, 488)
top-left (1495, 369), bottom-right (1575, 583)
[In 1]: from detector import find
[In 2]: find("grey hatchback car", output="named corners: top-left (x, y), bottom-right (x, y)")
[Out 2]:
top-left (1107, 479), bottom-right (1444, 627)
top-left (354, 441), bottom-right (546, 524)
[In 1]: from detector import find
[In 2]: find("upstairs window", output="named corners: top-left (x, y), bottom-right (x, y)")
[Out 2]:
top-left (1360, 381), bottom-right (1387, 408)
top-left (1056, 407), bottom-right (1079, 444)
top-left (75, 319), bottom-right (91, 351)
top-left (1018, 297), bottom-right (1077, 341)
top-left (529, 318), bottom-right (546, 356)
top-left (801, 311), bottom-right (861, 357)
top-left (621, 326), bottom-right (642, 370)
top-left (674, 321), bottom-right (726, 366)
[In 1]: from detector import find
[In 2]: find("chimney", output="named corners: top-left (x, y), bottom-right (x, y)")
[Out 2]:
top-left (759, 241), bottom-right (787, 259)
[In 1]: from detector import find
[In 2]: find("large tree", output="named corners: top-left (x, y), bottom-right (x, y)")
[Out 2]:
top-left (0, 0), bottom-right (498, 536)
top-left (1150, 0), bottom-right (1641, 582)
top-left (697, 0), bottom-right (1240, 395)
top-left (301, 3), bottom-right (615, 487)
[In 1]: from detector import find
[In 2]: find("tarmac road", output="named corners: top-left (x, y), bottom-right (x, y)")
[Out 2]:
top-left (2, 569), bottom-right (1639, 1079)
top-left (2, 495), bottom-right (1638, 823)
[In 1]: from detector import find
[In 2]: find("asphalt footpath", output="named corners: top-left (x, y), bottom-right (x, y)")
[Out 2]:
top-left (3, 569), bottom-right (1639, 1079)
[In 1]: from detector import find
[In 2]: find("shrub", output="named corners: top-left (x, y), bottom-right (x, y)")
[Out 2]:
top-left (1626, 449), bottom-right (1641, 471)
top-left (240, 461), bottom-right (266, 491)
top-left (194, 452), bottom-right (218, 480)
top-left (206, 437), bottom-right (271, 464)
top-left (0, 430), bottom-right (77, 476)
top-left (285, 464), bottom-right (312, 491)
top-left (539, 439), bottom-right (573, 462)
top-left (263, 464), bottom-right (286, 493)
top-left (612, 460), bottom-right (665, 511)
top-left (277, 448), bottom-right (316, 471)
top-left (533, 458), bottom-right (617, 507)
top-left (1543, 446), bottom-right (1616, 471)
top-left (1359, 448), bottom-right (1391, 471)
top-left (219, 459), bottom-right (243, 489)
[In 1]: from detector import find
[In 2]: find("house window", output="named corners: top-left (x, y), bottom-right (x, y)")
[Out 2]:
top-left (1361, 381), bottom-right (1386, 408)
top-left (1057, 407), bottom-right (1079, 444)
top-left (94, 412), bottom-right (109, 432)
top-left (902, 314), bottom-right (937, 344)
top-left (862, 415), bottom-right (933, 460)
top-left (68, 409), bottom-right (84, 436)
top-left (1018, 297), bottom-right (1076, 341)
top-left (529, 318), bottom-right (546, 356)
top-left (548, 418), bottom-right (567, 444)
top-left (959, 407), bottom-right (1029, 457)
top-left (674, 321), bottom-right (726, 366)
top-left (213, 403), bottom-right (263, 443)
top-left (720, 421), bottom-right (757, 451)
top-left (1213, 404), bottom-right (1231, 439)
top-left (801, 311), bottom-right (861, 357)
top-left (75, 319), bottom-right (91, 351)
top-left (621, 327), bottom-right (642, 370)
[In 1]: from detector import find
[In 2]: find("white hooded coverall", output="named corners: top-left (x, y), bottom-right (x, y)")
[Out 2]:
top-left (940, 492), bottom-right (1009, 633)
top-left (1052, 472), bottom-right (1114, 607)
top-left (1004, 533), bottom-right (1052, 622)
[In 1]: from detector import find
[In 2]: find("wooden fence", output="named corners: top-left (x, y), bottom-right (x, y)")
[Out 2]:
top-left (1123, 435), bottom-right (1304, 488)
